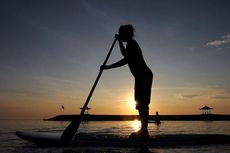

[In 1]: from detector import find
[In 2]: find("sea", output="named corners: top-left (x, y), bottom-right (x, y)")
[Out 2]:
top-left (0, 120), bottom-right (230, 153)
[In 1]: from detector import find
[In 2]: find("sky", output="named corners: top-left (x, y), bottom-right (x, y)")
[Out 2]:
top-left (0, 0), bottom-right (230, 119)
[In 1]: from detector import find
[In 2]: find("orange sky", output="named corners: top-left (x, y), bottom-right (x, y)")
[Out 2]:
top-left (1, 84), bottom-right (229, 119)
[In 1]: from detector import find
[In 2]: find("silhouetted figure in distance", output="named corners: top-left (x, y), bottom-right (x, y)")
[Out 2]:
top-left (101, 24), bottom-right (153, 140)
top-left (155, 111), bottom-right (161, 125)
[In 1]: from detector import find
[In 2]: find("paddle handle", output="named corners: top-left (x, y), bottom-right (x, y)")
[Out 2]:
top-left (80, 38), bottom-right (117, 116)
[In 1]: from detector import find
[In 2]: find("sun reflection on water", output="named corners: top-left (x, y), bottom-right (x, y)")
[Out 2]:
top-left (133, 120), bottom-right (141, 132)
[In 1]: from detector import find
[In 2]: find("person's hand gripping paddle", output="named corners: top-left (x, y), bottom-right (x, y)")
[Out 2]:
top-left (60, 38), bottom-right (117, 145)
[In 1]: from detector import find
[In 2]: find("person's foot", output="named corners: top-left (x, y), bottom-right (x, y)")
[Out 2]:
top-left (129, 130), bottom-right (149, 140)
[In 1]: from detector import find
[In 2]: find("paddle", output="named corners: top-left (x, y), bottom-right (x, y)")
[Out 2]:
top-left (60, 38), bottom-right (117, 145)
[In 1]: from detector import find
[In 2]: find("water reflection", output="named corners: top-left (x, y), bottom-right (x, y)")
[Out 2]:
top-left (133, 120), bottom-right (141, 132)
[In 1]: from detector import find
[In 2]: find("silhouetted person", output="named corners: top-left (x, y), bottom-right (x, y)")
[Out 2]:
top-left (101, 24), bottom-right (153, 140)
top-left (155, 111), bottom-right (161, 125)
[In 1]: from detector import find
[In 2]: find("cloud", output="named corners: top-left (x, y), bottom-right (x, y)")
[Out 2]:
top-left (211, 96), bottom-right (230, 100)
top-left (206, 34), bottom-right (230, 47)
top-left (182, 94), bottom-right (201, 99)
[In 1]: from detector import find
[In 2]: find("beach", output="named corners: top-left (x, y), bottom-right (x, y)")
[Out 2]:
top-left (0, 120), bottom-right (230, 153)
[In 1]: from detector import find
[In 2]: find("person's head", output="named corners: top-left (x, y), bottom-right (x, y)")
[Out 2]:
top-left (118, 24), bottom-right (135, 42)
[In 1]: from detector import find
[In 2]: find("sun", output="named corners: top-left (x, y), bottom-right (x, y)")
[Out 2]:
top-left (126, 94), bottom-right (137, 114)
top-left (130, 98), bottom-right (136, 109)
top-left (129, 97), bottom-right (136, 109)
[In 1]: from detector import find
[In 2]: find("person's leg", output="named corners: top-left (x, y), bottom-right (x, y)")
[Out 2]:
top-left (129, 107), bottom-right (149, 140)
top-left (131, 73), bottom-right (152, 139)
top-left (138, 106), bottom-right (149, 134)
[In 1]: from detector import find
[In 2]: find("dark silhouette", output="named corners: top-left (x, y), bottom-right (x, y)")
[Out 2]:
top-left (138, 146), bottom-right (153, 153)
top-left (155, 112), bottom-right (161, 125)
top-left (101, 24), bottom-right (153, 140)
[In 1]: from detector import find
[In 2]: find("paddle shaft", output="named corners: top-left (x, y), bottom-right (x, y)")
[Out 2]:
top-left (61, 38), bottom-right (117, 145)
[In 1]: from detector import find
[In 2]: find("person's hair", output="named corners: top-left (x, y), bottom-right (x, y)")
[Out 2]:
top-left (119, 24), bottom-right (135, 38)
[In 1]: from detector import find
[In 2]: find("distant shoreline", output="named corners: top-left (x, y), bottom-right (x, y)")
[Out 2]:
top-left (44, 114), bottom-right (230, 121)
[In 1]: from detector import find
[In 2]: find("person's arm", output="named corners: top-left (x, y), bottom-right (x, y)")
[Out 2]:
top-left (118, 40), bottom-right (127, 56)
top-left (101, 58), bottom-right (127, 70)
top-left (115, 34), bottom-right (127, 56)
top-left (101, 34), bottom-right (128, 71)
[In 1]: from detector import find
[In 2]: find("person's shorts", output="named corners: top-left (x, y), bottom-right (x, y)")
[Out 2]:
top-left (134, 72), bottom-right (153, 110)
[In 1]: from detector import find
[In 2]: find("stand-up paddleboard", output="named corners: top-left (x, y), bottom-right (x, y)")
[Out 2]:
top-left (16, 131), bottom-right (230, 147)
top-left (16, 131), bottom-right (61, 146)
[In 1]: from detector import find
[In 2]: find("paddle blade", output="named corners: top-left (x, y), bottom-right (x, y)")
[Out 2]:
top-left (60, 119), bottom-right (81, 145)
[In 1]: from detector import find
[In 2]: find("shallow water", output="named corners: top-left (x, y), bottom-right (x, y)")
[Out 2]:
top-left (0, 120), bottom-right (230, 153)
